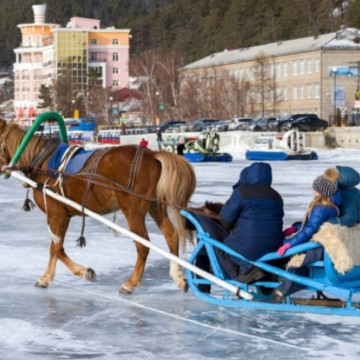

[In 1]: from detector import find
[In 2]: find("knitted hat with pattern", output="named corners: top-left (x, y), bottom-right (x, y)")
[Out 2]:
top-left (312, 167), bottom-right (339, 197)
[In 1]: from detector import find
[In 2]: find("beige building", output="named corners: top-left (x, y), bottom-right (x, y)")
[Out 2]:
top-left (182, 27), bottom-right (360, 124)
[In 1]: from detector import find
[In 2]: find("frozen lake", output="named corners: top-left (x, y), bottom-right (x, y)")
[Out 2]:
top-left (1, 147), bottom-right (360, 359)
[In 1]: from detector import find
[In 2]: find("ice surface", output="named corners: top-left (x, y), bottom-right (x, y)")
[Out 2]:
top-left (1, 147), bottom-right (360, 359)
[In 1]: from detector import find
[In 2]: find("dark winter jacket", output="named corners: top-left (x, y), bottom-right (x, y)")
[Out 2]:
top-left (219, 162), bottom-right (284, 270)
top-left (284, 205), bottom-right (338, 248)
top-left (327, 166), bottom-right (360, 227)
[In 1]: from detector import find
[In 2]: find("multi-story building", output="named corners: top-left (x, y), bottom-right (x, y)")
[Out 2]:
top-left (13, 4), bottom-right (130, 121)
top-left (182, 27), bottom-right (360, 123)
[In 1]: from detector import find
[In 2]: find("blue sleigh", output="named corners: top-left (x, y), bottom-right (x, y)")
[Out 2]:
top-left (181, 210), bottom-right (360, 316)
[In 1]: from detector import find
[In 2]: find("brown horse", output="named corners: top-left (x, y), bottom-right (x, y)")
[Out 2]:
top-left (0, 120), bottom-right (196, 294)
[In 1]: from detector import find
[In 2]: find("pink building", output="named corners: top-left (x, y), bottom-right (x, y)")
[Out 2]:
top-left (13, 4), bottom-right (130, 121)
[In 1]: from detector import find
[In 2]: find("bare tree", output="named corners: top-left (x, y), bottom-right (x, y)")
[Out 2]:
top-left (52, 69), bottom-right (78, 117)
top-left (130, 50), bottom-right (187, 124)
top-left (252, 52), bottom-right (282, 117)
top-left (179, 69), bottom-right (254, 121)
top-left (87, 84), bottom-right (112, 125)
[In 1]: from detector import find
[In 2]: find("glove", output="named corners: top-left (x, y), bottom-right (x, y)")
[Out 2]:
top-left (283, 226), bottom-right (296, 237)
top-left (277, 243), bottom-right (291, 256)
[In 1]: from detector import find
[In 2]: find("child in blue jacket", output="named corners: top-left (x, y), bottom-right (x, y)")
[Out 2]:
top-left (327, 165), bottom-right (360, 227)
top-left (276, 167), bottom-right (340, 296)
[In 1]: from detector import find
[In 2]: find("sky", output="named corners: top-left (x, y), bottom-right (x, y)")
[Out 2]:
top-left (1, 145), bottom-right (360, 359)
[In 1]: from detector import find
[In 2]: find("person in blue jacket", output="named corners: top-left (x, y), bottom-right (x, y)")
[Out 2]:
top-left (217, 162), bottom-right (284, 284)
top-left (275, 167), bottom-right (340, 296)
top-left (327, 165), bottom-right (360, 227)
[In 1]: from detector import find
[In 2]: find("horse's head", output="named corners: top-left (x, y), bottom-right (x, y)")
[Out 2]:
top-left (189, 201), bottom-right (223, 216)
top-left (0, 119), bottom-right (12, 167)
top-left (185, 201), bottom-right (224, 231)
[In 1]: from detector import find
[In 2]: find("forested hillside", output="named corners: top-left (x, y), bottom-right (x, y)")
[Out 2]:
top-left (0, 0), bottom-right (358, 70)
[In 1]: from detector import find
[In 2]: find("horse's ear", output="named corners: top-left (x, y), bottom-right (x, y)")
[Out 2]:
top-left (9, 119), bottom-right (16, 125)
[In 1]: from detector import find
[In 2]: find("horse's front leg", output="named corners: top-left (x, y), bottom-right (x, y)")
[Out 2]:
top-left (35, 212), bottom-right (96, 288)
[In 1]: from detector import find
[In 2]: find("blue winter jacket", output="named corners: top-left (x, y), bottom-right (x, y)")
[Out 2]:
top-left (285, 205), bottom-right (338, 248)
top-left (327, 166), bottom-right (360, 227)
top-left (219, 162), bottom-right (284, 270)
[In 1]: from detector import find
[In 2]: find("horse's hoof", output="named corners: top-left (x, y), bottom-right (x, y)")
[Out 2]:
top-left (34, 280), bottom-right (48, 288)
top-left (178, 279), bottom-right (189, 293)
top-left (119, 284), bottom-right (133, 295)
top-left (84, 268), bottom-right (96, 282)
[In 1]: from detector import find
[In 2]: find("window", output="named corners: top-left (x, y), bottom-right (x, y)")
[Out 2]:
top-left (307, 59), bottom-right (312, 74)
top-left (283, 86), bottom-right (288, 101)
top-left (300, 60), bottom-right (305, 75)
top-left (292, 61), bottom-right (297, 75)
top-left (307, 85), bottom-right (312, 98)
top-left (34, 70), bottom-right (42, 80)
top-left (91, 39), bottom-right (97, 45)
top-left (315, 84), bottom-right (320, 98)
top-left (112, 80), bottom-right (119, 87)
top-left (315, 58), bottom-right (320, 73)
top-left (293, 86), bottom-right (297, 100)
top-left (112, 39), bottom-right (118, 45)
top-left (113, 53), bottom-right (119, 61)
top-left (270, 63), bottom-right (274, 77)
top-left (283, 62), bottom-right (288, 77)
top-left (91, 52), bottom-right (97, 61)
top-left (300, 86), bottom-right (305, 99)
top-left (276, 63), bottom-right (281, 78)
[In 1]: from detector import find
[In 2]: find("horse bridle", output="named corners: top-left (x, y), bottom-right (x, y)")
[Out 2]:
top-left (0, 124), bottom-right (14, 169)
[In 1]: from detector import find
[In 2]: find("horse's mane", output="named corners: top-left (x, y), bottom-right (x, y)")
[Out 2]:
top-left (6, 123), bottom-right (48, 166)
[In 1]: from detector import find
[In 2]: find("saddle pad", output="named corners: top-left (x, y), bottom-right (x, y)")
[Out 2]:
top-left (48, 143), bottom-right (97, 175)
top-left (65, 147), bottom-right (97, 174)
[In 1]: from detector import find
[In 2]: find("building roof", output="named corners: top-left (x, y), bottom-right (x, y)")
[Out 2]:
top-left (182, 28), bottom-right (360, 71)
top-left (111, 87), bottom-right (144, 102)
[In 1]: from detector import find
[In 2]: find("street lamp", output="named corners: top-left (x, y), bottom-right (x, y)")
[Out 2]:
top-left (109, 96), bottom-right (113, 124)
top-left (332, 67), bottom-right (338, 126)
top-left (155, 91), bottom-right (160, 125)
top-left (71, 99), bottom-right (75, 118)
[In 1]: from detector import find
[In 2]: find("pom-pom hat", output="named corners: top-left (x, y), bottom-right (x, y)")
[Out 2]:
top-left (312, 168), bottom-right (339, 197)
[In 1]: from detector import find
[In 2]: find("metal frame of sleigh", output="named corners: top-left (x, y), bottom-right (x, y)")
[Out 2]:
top-left (181, 210), bottom-right (360, 316)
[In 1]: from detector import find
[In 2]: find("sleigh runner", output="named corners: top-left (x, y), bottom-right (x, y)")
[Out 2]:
top-left (181, 210), bottom-right (360, 316)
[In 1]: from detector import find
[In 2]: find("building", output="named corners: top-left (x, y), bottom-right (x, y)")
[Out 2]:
top-left (13, 4), bottom-right (130, 122)
top-left (181, 27), bottom-right (360, 123)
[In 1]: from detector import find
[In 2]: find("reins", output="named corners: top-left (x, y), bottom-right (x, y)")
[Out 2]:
top-left (5, 163), bottom-right (220, 220)
top-left (0, 125), bottom-right (218, 221)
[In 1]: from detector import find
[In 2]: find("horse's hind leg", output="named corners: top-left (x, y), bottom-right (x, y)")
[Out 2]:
top-left (149, 205), bottom-right (188, 292)
top-left (120, 209), bottom-right (150, 294)
top-left (35, 211), bottom-right (96, 288)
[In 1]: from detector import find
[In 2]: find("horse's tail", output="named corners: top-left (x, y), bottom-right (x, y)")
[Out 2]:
top-left (154, 151), bottom-right (196, 245)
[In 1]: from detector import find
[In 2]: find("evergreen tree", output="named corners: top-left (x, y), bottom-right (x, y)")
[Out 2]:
top-left (37, 85), bottom-right (53, 109)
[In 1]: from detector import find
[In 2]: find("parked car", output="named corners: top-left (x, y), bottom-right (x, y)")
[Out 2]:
top-left (159, 120), bottom-right (186, 132)
top-left (227, 117), bottom-right (254, 131)
top-left (202, 120), bottom-right (229, 132)
top-left (190, 118), bottom-right (220, 132)
top-left (248, 117), bottom-right (278, 131)
top-left (278, 113), bottom-right (316, 132)
top-left (289, 115), bottom-right (328, 132)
